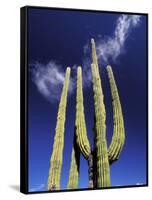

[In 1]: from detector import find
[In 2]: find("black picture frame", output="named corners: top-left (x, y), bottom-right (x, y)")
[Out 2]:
top-left (20, 5), bottom-right (148, 194)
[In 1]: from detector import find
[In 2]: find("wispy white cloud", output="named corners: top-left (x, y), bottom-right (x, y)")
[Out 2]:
top-left (81, 14), bottom-right (141, 87)
top-left (30, 14), bottom-right (141, 101)
top-left (29, 183), bottom-right (46, 192)
top-left (96, 14), bottom-right (141, 63)
top-left (30, 61), bottom-right (75, 102)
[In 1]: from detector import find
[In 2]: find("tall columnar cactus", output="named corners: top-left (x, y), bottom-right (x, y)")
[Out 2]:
top-left (75, 66), bottom-right (91, 159)
top-left (76, 67), bottom-right (94, 188)
top-left (47, 67), bottom-right (71, 190)
top-left (91, 39), bottom-right (110, 188)
top-left (107, 65), bottom-right (125, 163)
top-left (68, 66), bottom-right (93, 189)
top-left (67, 135), bottom-right (80, 189)
top-left (47, 38), bottom-right (125, 190)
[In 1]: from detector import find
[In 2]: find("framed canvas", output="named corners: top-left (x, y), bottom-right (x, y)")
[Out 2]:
top-left (20, 6), bottom-right (148, 194)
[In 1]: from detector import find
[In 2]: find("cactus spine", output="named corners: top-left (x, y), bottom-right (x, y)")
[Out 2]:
top-left (107, 65), bottom-right (125, 163)
top-left (91, 39), bottom-right (110, 188)
top-left (47, 67), bottom-right (71, 190)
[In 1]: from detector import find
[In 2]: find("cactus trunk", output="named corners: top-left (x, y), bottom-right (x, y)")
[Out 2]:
top-left (47, 67), bottom-right (71, 190)
top-left (67, 134), bottom-right (80, 189)
top-left (88, 153), bottom-right (94, 188)
top-left (107, 65), bottom-right (125, 163)
top-left (91, 39), bottom-right (110, 188)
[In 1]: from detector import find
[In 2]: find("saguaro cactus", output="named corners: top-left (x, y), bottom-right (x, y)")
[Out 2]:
top-left (90, 38), bottom-right (125, 188)
top-left (107, 65), bottom-right (125, 163)
top-left (67, 135), bottom-right (80, 189)
top-left (91, 39), bottom-right (110, 188)
top-left (47, 67), bottom-right (71, 190)
top-left (68, 66), bottom-right (93, 189)
top-left (47, 38), bottom-right (125, 190)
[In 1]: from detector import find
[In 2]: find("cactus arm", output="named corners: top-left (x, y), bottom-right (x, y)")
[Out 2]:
top-left (75, 66), bottom-right (91, 159)
top-left (107, 65), bottom-right (125, 163)
top-left (91, 63), bottom-right (110, 187)
top-left (67, 134), bottom-right (80, 189)
top-left (47, 67), bottom-right (71, 190)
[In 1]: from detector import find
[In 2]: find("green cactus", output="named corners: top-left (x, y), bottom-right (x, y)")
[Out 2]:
top-left (67, 134), bottom-right (80, 189)
top-left (75, 66), bottom-right (91, 159)
top-left (107, 65), bottom-right (125, 163)
top-left (47, 38), bottom-right (125, 190)
top-left (68, 66), bottom-right (93, 188)
top-left (47, 67), bottom-right (71, 190)
top-left (91, 39), bottom-right (110, 188)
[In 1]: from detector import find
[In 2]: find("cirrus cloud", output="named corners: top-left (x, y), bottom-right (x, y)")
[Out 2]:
top-left (30, 61), bottom-right (75, 102)
top-left (96, 14), bottom-right (141, 63)
top-left (30, 14), bottom-right (141, 102)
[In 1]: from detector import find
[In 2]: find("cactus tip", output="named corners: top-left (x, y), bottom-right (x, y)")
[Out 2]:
top-left (107, 65), bottom-right (112, 70)
top-left (91, 38), bottom-right (95, 44)
top-left (66, 67), bottom-right (71, 72)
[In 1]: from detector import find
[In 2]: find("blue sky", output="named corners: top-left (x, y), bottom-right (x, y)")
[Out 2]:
top-left (27, 7), bottom-right (147, 192)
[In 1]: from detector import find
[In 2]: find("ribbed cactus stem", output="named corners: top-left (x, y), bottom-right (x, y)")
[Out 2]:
top-left (91, 38), bottom-right (100, 74)
top-left (47, 67), bottom-right (71, 190)
top-left (91, 38), bottom-right (110, 188)
top-left (91, 63), bottom-right (110, 187)
top-left (75, 66), bottom-right (93, 188)
top-left (67, 135), bottom-right (80, 189)
top-left (75, 66), bottom-right (91, 159)
top-left (107, 65), bottom-right (125, 163)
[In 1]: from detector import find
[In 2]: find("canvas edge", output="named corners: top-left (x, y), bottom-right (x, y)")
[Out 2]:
top-left (20, 5), bottom-right (149, 194)
top-left (20, 6), bottom-right (28, 194)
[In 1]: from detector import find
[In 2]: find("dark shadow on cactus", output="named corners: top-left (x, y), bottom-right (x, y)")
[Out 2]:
top-left (67, 127), bottom-right (80, 189)
top-left (109, 157), bottom-right (119, 166)
top-left (73, 129), bottom-right (80, 173)
top-left (92, 148), bottom-right (97, 189)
